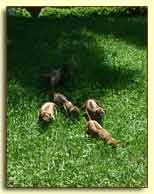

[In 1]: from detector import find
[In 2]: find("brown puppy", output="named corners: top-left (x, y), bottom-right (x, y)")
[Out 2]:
top-left (40, 64), bottom-right (71, 91)
top-left (53, 92), bottom-right (68, 106)
top-left (39, 102), bottom-right (56, 122)
top-left (40, 69), bottom-right (61, 90)
top-left (87, 120), bottom-right (117, 147)
top-left (64, 101), bottom-right (80, 117)
top-left (53, 93), bottom-right (80, 117)
top-left (84, 99), bottom-right (105, 121)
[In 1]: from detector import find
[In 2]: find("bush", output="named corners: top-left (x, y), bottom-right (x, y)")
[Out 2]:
top-left (7, 7), bottom-right (31, 17)
top-left (7, 7), bottom-right (147, 18)
top-left (40, 7), bottom-right (147, 18)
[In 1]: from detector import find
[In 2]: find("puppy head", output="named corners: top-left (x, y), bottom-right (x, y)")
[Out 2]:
top-left (107, 138), bottom-right (118, 147)
top-left (96, 107), bottom-right (105, 117)
top-left (70, 106), bottom-right (80, 117)
top-left (39, 112), bottom-right (54, 122)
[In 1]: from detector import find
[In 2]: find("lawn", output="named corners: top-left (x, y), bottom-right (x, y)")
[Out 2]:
top-left (7, 8), bottom-right (147, 188)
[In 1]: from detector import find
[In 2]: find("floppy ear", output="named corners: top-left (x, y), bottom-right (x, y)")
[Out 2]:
top-left (96, 108), bottom-right (105, 115)
top-left (96, 108), bottom-right (100, 113)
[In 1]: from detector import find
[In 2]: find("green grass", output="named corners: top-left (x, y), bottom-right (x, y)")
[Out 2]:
top-left (7, 12), bottom-right (147, 188)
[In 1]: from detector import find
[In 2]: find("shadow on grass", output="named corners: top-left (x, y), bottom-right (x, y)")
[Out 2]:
top-left (7, 15), bottom-right (146, 100)
top-left (37, 120), bottom-right (51, 134)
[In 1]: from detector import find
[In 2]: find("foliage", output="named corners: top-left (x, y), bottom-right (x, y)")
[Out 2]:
top-left (7, 7), bottom-right (31, 17)
top-left (7, 7), bottom-right (147, 18)
top-left (41, 7), bottom-right (147, 18)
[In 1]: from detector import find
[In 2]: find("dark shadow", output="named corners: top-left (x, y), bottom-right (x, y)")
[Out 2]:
top-left (83, 15), bottom-right (147, 48)
top-left (37, 120), bottom-right (51, 134)
top-left (7, 14), bottom-right (146, 103)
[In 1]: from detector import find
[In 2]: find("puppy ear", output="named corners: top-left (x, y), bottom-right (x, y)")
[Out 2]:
top-left (96, 108), bottom-right (101, 113)
top-left (96, 108), bottom-right (105, 115)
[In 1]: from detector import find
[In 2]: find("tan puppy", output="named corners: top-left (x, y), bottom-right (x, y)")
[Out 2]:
top-left (87, 120), bottom-right (117, 147)
top-left (53, 92), bottom-right (68, 106)
top-left (39, 102), bottom-right (56, 122)
top-left (53, 93), bottom-right (80, 117)
top-left (84, 99), bottom-right (105, 121)
top-left (64, 101), bottom-right (80, 117)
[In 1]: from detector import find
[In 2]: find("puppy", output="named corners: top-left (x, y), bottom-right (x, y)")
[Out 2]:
top-left (53, 92), bottom-right (68, 106)
top-left (64, 101), bottom-right (80, 117)
top-left (84, 99), bottom-right (105, 121)
top-left (40, 64), bottom-right (71, 90)
top-left (39, 102), bottom-right (56, 122)
top-left (53, 93), bottom-right (80, 117)
top-left (40, 69), bottom-right (61, 90)
top-left (87, 120), bottom-right (117, 147)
